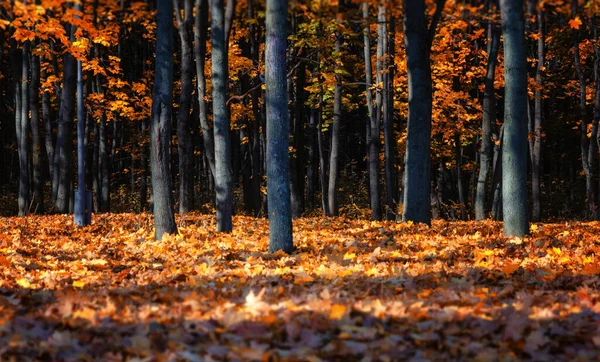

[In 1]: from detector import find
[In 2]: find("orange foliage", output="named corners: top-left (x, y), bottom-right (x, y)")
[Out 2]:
top-left (0, 214), bottom-right (599, 359)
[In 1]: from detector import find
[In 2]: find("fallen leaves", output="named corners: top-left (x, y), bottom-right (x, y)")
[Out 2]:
top-left (0, 213), bottom-right (599, 360)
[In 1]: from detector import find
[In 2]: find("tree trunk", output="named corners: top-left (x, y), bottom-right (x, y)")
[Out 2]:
top-left (327, 21), bottom-right (343, 216)
top-left (475, 7), bottom-right (500, 220)
top-left (593, 17), bottom-right (600, 220)
top-left (531, 4), bottom-right (544, 222)
top-left (42, 73), bottom-right (55, 183)
top-left (195, 0), bottom-right (216, 180)
top-left (384, 9), bottom-right (397, 220)
top-left (501, 0), bottom-right (529, 237)
top-left (266, 0), bottom-right (294, 253)
top-left (290, 60), bottom-right (306, 217)
top-left (18, 40), bottom-right (30, 216)
top-left (54, 51), bottom-right (76, 213)
top-left (362, 2), bottom-right (381, 221)
top-left (572, 0), bottom-right (596, 220)
top-left (98, 117), bottom-right (110, 212)
top-left (30, 50), bottom-right (43, 214)
top-left (151, 0), bottom-right (178, 240)
top-left (455, 135), bottom-right (467, 220)
top-left (211, 0), bottom-right (234, 232)
top-left (402, 0), bottom-right (433, 225)
top-left (175, 0), bottom-right (195, 214)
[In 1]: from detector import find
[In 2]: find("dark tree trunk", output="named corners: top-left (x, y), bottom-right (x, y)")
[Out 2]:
top-left (290, 60), bottom-right (306, 218)
top-left (501, 0), bottom-right (529, 237)
top-left (211, 0), bottom-right (234, 232)
top-left (327, 24), bottom-right (343, 216)
top-left (455, 135), bottom-right (467, 220)
top-left (531, 4), bottom-right (544, 221)
top-left (17, 40), bottom-right (30, 216)
top-left (572, 0), bottom-right (596, 220)
top-left (99, 117), bottom-right (110, 212)
top-left (195, 0), bottom-right (216, 180)
top-left (30, 44), bottom-right (43, 214)
top-left (384, 8), bottom-right (397, 220)
top-left (594, 17), bottom-right (600, 219)
top-left (475, 7), bottom-right (500, 220)
top-left (362, 2), bottom-right (381, 221)
top-left (54, 49), bottom-right (76, 213)
top-left (42, 73), bottom-right (55, 183)
top-left (175, 0), bottom-right (195, 214)
top-left (402, 0), bottom-right (434, 225)
top-left (140, 119), bottom-right (149, 211)
top-left (151, 0), bottom-right (178, 240)
top-left (266, 0), bottom-right (294, 253)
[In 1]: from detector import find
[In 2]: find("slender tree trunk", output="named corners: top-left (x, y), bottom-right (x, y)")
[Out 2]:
top-left (266, 0), bottom-right (294, 253)
top-left (531, 4), bottom-right (544, 221)
top-left (195, 0), bottom-right (215, 179)
top-left (140, 119), bottom-right (149, 211)
top-left (384, 9), bottom-right (397, 220)
top-left (593, 17), bottom-right (600, 219)
top-left (572, 0), bottom-right (596, 220)
top-left (13, 39), bottom-right (28, 216)
top-left (290, 60), bottom-right (306, 217)
top-left (151, 0), bottom-right (178, 240)
top-left (54, 52), bottom-right (76, 213)
top-left (475, 7), bottom-right (500, 220)
top-left (362, 2), bottom-right (381, 221)
top-left (211, 0), bottom-right (234, 232)
top-left (402, 0), bottom-right (434, 225)
top-left (42, 73), bottom-right (55, 183)
top-left (455, 135), bottom-right (467, 219)
top-left (19, 41), bottom-right (31, 216)
top-left (248, 0), bottom-right (263, 217)
top-left (98, 117), bottom-right (110, 212)
top-left (501, 0), bottom-right (529, 237)
top-left (327, 18), bottom-right (343, 216)
top-left (30, 43), bottom-right (43, 214)
top-left (175, 0), bottom-right (195, 214)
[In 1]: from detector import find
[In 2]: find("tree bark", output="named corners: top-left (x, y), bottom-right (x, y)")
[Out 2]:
top-left (531, 4), bottom-right (544, 222)
top-left (593, 17), bottom-right (600, 219)
top-left (475, 5), bottom-right (500, 220)
top-left (402, 0), bottom-right (434, 225)
top-left (501, 0), bottom-right (529, 237)
top-left (151, 0), bottom-right (178, 240)
top-left (30, 47), bottom-right (43, 214)
top-left (327, 15), bottom-right (343, 216)
top-left (362, 2), bottom-right (381, 221)
top-left (384, 8), bottom-right (397, 220)
top-left (175, 0), bottom-right (195, 214)
top-left (18, 41), bottom-right (31, 216)
top-left (572, 0), bottom-right (596, 220)
top-left (195, 0), bottom-right (215, 181)
top-left (211, 0), bottom-right (234, 232)
top-left (266, 0), bottom-right (294, 253)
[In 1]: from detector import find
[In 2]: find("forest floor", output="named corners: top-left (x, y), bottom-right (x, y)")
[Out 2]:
top-left (0, 213), bottom-right (599, 361)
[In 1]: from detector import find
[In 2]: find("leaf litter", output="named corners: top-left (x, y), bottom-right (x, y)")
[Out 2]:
top-left (0, 214), bottom-right (599, 361)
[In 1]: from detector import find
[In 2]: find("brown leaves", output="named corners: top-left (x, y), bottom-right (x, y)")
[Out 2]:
top-left (0, 214), bottom-right (599, 360)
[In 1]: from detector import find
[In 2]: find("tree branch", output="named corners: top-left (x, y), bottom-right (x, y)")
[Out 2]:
top-left (428, 0), bottom-right (447, 49)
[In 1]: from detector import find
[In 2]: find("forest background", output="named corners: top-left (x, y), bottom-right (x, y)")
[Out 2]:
top-left (1, 0), bottom-right (599, 226)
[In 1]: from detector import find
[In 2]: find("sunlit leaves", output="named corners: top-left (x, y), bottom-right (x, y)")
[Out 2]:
top-left (0, 214), bottom-right (599, 359)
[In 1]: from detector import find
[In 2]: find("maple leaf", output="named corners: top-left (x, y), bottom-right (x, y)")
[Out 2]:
top-left (569, 17), bottom-right (582, 30)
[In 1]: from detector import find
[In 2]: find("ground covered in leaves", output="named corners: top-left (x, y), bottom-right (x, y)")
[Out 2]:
top-left (0, 214), bottom-right (599, 361)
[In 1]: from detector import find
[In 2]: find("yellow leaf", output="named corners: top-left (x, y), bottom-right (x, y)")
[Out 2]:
top-left (16, 278), bottom-right (31, 288)
top-left (73, 280), bottom-right (85, 288)
top-left (343, 252), bottom-right (356, 261)
top-left (329, 304), bottom-right (348, 320)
